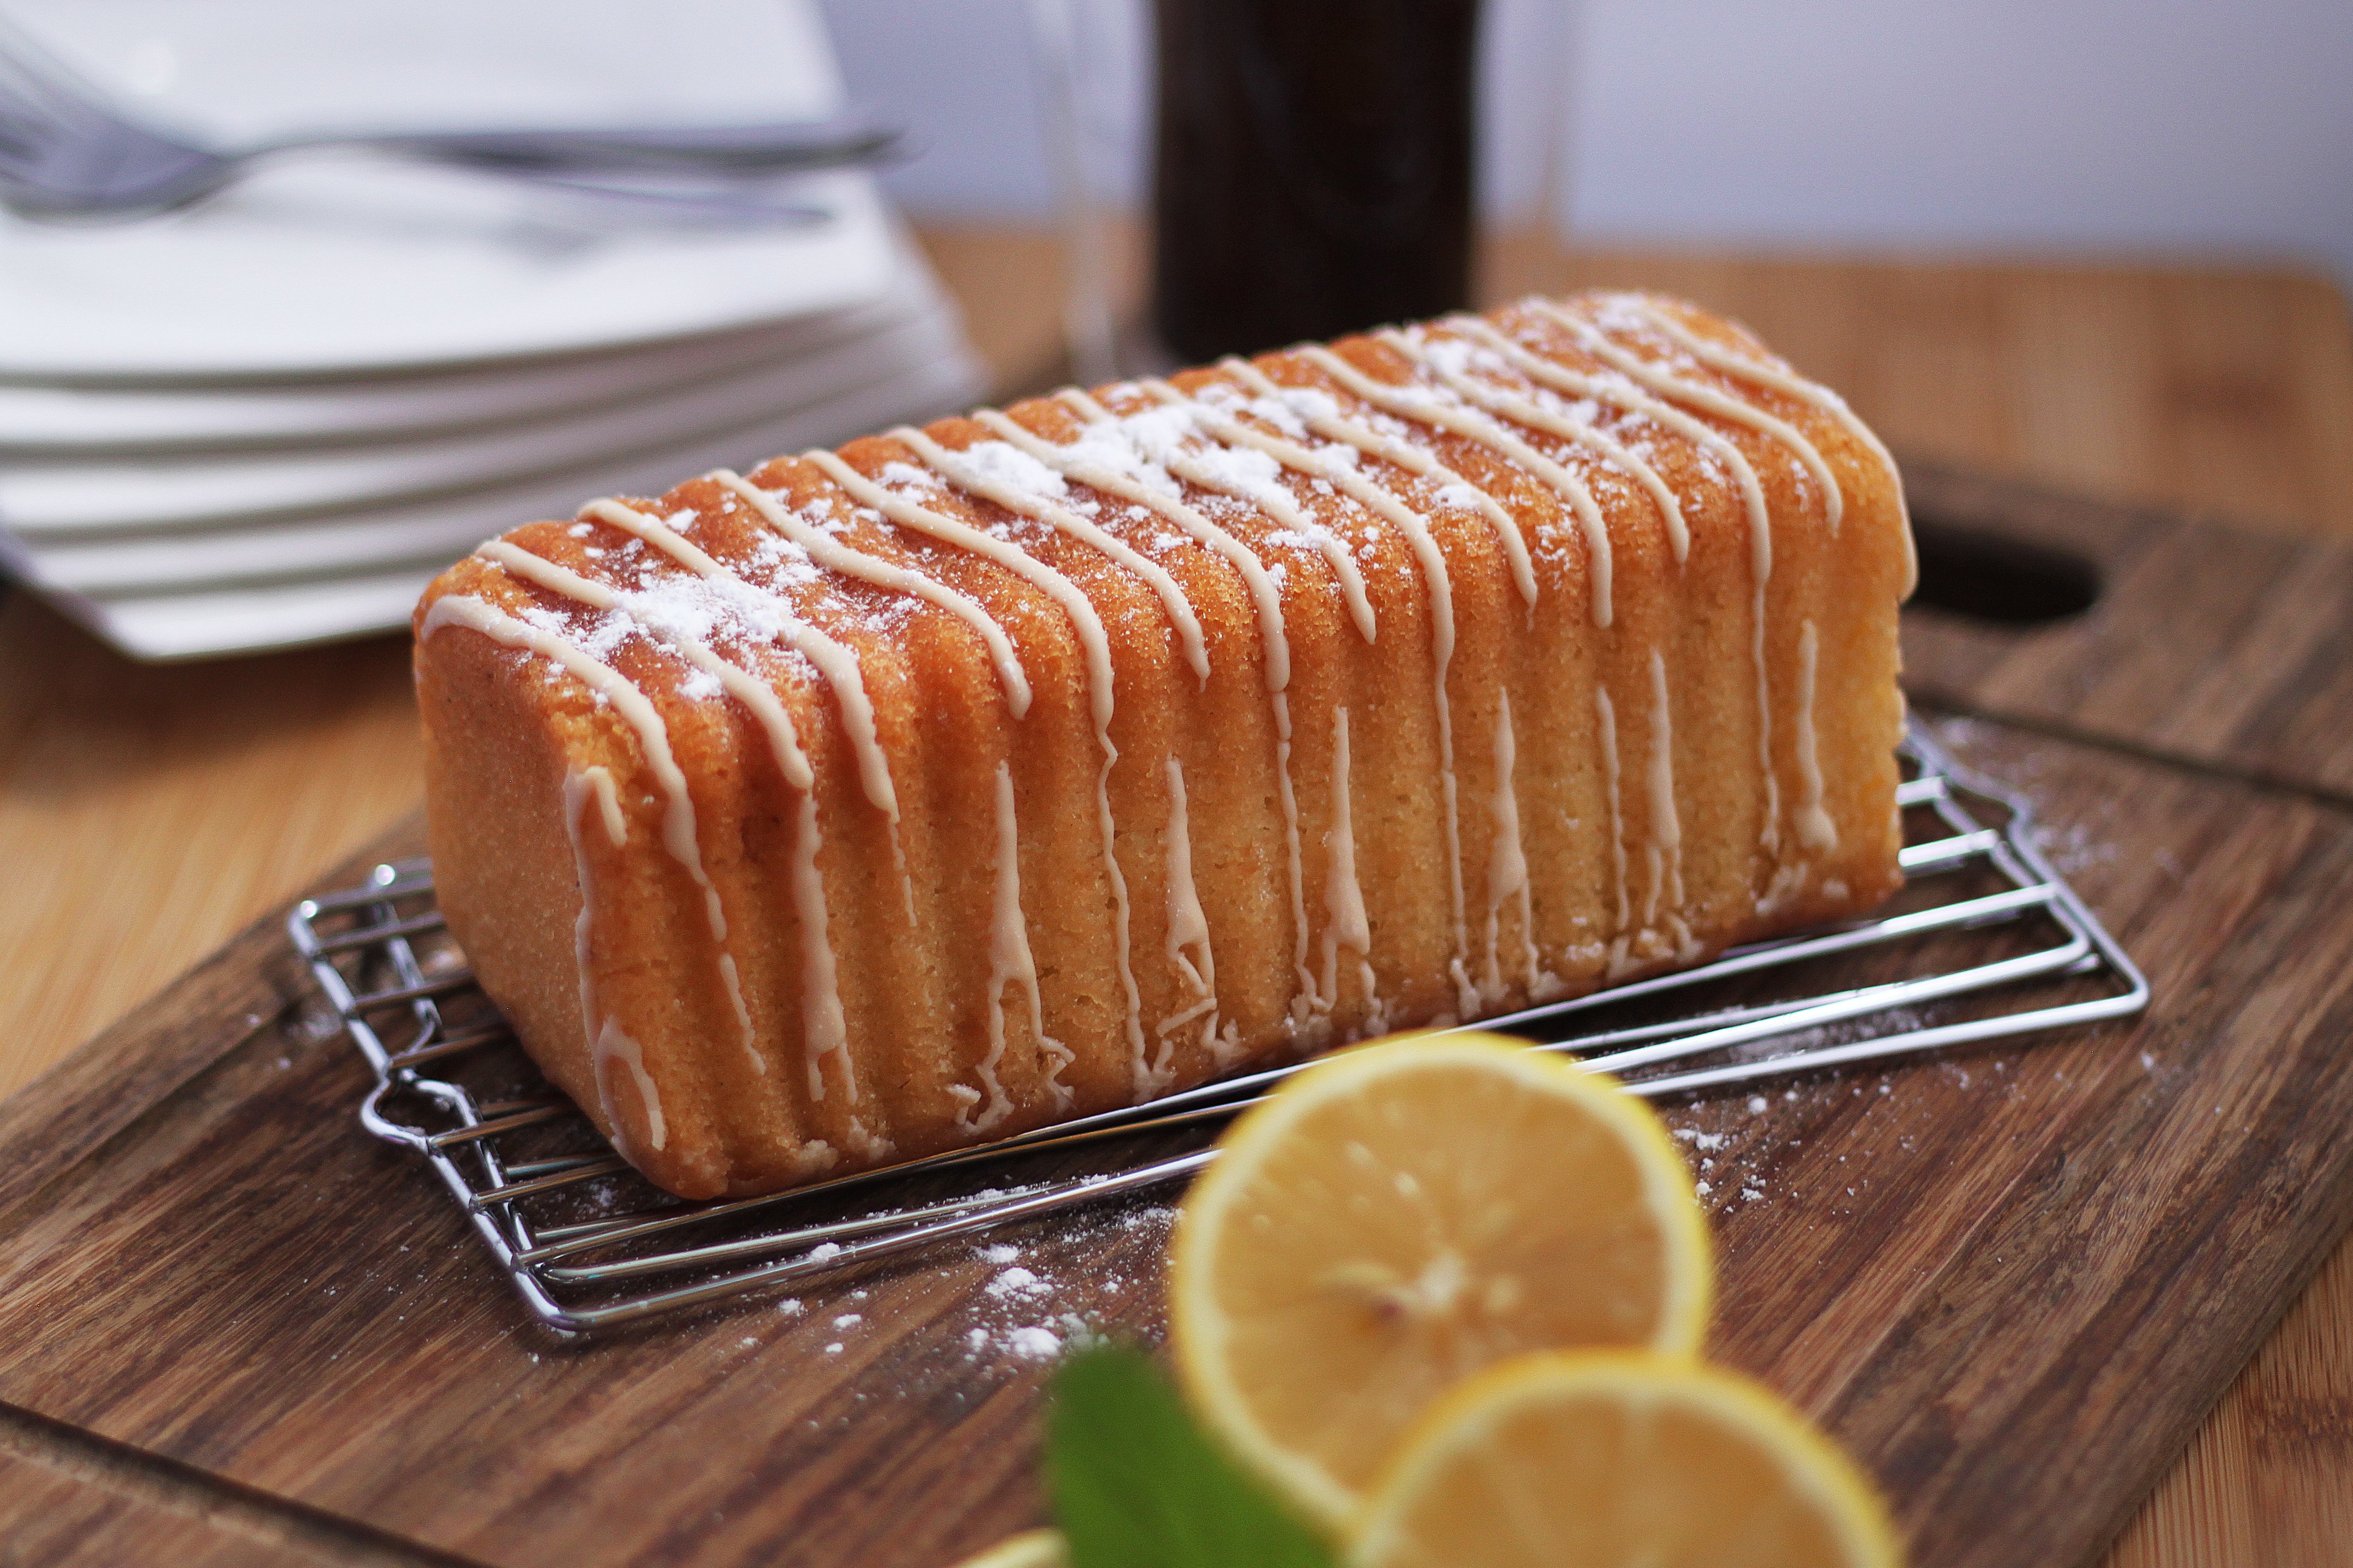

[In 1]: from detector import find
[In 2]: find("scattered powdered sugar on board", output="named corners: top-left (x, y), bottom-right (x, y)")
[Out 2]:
top-left (944, 1201), bottom-right (1179, 1367)
top-left (653, 1192), bottom-right (1182, 1427)
top-left (1662, 1098), bottom-right (1789, 1213)
top-left (2033, 819), bottom-right (2122, 878)
top-left (985, 1265), bottom-right (1046, 1300)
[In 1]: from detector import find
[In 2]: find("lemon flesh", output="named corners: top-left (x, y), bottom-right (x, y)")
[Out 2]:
top-left (1351, 1350), bottom-right (1901, 1568)
top-left (1169, 1034), bottom-right (1711, 1530)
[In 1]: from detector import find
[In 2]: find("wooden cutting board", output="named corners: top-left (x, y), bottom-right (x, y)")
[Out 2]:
top-left (3, 461), bottom-right (2350, 1568)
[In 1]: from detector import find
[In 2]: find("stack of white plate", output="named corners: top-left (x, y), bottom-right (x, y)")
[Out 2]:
top-left (0, 0), bottom-right (986, 659)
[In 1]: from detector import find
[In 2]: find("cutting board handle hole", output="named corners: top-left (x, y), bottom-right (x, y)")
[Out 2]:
top-left (1908, 509), bottom-right (2101, 626)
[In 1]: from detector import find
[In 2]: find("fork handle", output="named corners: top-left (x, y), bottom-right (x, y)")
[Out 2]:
top-left (259, 116), bottom-right (904, 175)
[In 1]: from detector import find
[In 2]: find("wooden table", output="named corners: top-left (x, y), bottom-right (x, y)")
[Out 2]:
top-left (3, 228), bottom-right (2349, 1564)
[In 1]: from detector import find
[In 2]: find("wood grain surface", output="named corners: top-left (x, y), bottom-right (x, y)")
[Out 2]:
top-left (0, 1403), bottom-right (467, 1568)
top-left (0, 605), bottom-right (422, 1103)
top-left (3, 233), bottom-right (2351, 1564)
top-left (0, 690), bottom-right (2345, 1568)
top-left (1899, 459), bottom-right (2353, 802)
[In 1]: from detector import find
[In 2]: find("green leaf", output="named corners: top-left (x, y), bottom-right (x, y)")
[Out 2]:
top-left (1047, 1343), bottom-right (1338, 1568)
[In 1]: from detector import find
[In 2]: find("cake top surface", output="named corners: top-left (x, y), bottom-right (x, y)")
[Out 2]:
top-left (417, 291), bottom-right (1909, 738)
top-left (414, 287), bottom-right (1914, 1193)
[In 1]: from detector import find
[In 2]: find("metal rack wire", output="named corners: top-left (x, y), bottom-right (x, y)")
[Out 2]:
top-left (289, 729), bottom-right (2148, 1334)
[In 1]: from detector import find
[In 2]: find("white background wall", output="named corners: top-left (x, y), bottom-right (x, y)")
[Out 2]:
top-left (819, 0), bottom-right (2353, 289)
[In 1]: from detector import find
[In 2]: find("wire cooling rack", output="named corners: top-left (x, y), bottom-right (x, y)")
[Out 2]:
top-left (290, 729), bottom-right (2148, 1334)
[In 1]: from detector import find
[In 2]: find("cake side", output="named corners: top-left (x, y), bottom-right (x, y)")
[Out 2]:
top-left (414, 290), bottom-right (1912, 1200)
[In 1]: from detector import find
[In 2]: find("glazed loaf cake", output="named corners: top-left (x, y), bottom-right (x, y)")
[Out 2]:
top-left (415, 292), bottom-right (1914, 1200)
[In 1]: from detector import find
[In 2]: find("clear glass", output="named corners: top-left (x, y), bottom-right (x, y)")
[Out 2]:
top-left (1025, 0), bottom-right (1156, 382)
top-left (1025, 0), bottom-right (1574, 380)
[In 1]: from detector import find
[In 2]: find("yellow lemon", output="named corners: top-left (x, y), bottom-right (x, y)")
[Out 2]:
top-left (1169, 1033), bottom-right (1711, 1530)
top-left (1350, 1350), bottom-right (1901, 1568)
top-left (944, 1528), bottom-right (1064, 1568)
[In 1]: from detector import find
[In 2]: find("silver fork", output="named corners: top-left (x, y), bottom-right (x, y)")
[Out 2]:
top-left (0, 14), bottom-right (903, 220)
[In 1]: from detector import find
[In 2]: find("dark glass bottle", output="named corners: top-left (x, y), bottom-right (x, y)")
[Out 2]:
top-left (1150, 0), bottom-right (1484, 363)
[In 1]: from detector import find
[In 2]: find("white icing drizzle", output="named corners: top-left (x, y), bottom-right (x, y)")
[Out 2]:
top-left (976, 759), bottom-right (1072, 1129)
top-left (1051, 386), bottom-right (1323, 1016)
top-left (900, 420), bottom-right (1213, 682)
top-left (1414, 319), bottom-right (1690, 562)
top-left (1595, 684), bottom-right (1632, 945)
top-left (595, 1031), bottom-right (663, 1152)
top-left (563, 766), bottom-right (666, 1154)
top-left (1511, 299), bottom-right (1777, 568)
top-left (577, 759), bottom-right (627, 847)
top-left (823, 440), bottom-right (1149, 1089)
top-left (789, 788), bottom-right (857, 1103)
top-left (478, 539), bottom-right (810, 793)
top-left (714, 467), bottom-right (1034, 719)
top-left (1158, 756), bottom-right (1222, 1071)
top-left (1140, 377), bottom-right (1480, 1015)
top-left (1482, 689), bottom-right (1537, 1007)
top-left (1619, 297), bottom-right (1917, 589)
top-left (810, 448), bottom-right (1119, 721)
top-left (565, 502), bottom-right (904, 1121)
top-left (584, 497), bottom-right (899, 819)
top-left (1056, 388), bottom-right (1300, 689)
top-left (445, 294), bottom-right (1893, 1157)
top-left (1218, 355), bottom-right (1533, 614)
top-left (1794, 619), bottom-right (1840, 852)
top-left (1201, 497), bottom-right (1373, 645)
top-left (980, 401), bottom-right (1365, 646)
top-left (1518, 296), bottom-right (1787, 857)
top-left (1054, 387), bottom-right (1110, 422)
top-left (1318, 705), bottom-right (1380, 1025)
top-left (1643, 650), bottom-right (1689, 951)
top-left (421, 590), bottom-right (757, 1066)
top-left (426, 590), bottom-right (696, 873)
top-left (1296, 341), bottom-right (1613, 629)
top-left (1547, 299), bottom-right (1845, 534)
top-left (476, 539), bottom-right (773, 1065)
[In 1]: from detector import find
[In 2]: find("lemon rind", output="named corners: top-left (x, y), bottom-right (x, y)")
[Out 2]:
top-left (944, 1528), bottom-right (1067, 1568)
top-left (1347, 1349), bottom-right (1902, 1568)
top-left (1169, 1032), bottom-right (1716, 1533)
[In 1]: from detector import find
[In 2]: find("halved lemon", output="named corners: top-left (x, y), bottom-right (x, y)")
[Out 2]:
top-left (945, 1529), bottom-right (1064, 1568)
top-left (1350, 1350), bottom-right (1901, 1568)
top-left (1168, 1032), bottom-right (1711, 1530)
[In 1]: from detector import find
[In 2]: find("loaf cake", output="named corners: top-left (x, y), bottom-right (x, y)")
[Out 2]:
top-left (415, 292), bottom-right (1915, 1200)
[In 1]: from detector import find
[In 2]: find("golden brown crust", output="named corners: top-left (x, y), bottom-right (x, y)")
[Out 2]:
top-left (414, 291), bottom-right (1912, 1200)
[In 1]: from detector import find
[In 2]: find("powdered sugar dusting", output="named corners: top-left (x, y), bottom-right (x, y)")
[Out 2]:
top-left (942, 1201), bottom-right (1177, 1367)
top-left (956, 438), bottom-right (1074, 502)
top-left (1005, 1326), bottom-right (1062, 1360)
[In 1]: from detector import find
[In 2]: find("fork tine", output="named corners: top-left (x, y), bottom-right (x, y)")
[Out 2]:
top-left (0, 11), bottom-right (125, 131)
top-left (0, 103), bottom-right (61, 178)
